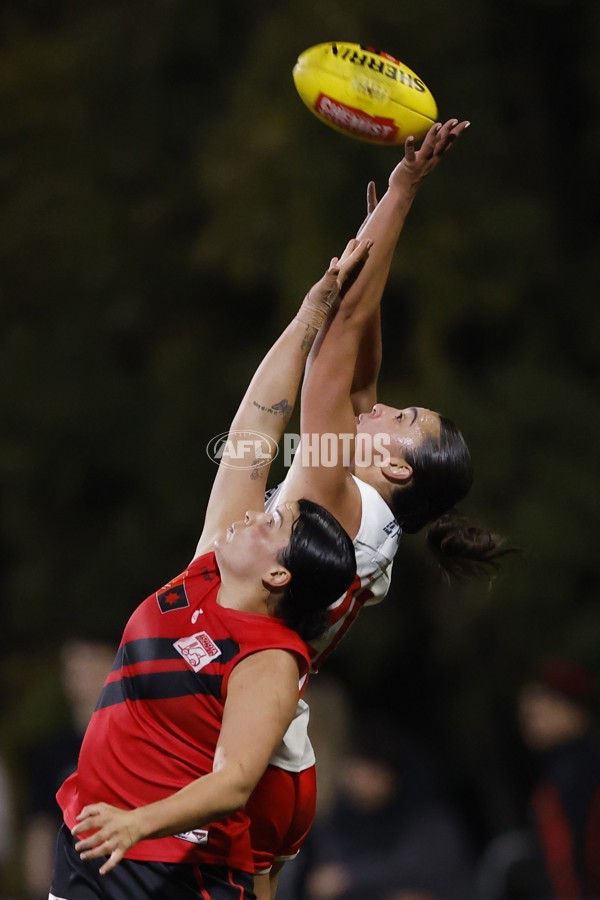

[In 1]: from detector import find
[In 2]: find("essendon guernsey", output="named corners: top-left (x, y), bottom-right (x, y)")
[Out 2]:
top-left (56, 551), bottom-right (311, 872)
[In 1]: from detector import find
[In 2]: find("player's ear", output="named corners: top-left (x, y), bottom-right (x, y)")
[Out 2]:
top-left (263, 566), bottom-right (292, 590)
top-left (382, 456), bottom-right (413, 484)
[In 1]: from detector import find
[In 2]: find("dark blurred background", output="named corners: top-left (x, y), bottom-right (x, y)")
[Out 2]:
top-left (1, 0), bottom-right (599, 897)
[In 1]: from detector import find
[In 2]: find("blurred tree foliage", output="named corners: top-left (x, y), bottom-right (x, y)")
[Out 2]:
top-left (1, 0), bottom-right (599, 882)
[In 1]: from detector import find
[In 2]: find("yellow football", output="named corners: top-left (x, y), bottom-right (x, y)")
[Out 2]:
top-left (293, 42), bottom-right (438, 145)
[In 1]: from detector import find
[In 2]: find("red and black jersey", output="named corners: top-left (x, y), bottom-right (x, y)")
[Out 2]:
top-left (530, 734), bottom-right (600, 899)
top-left (57, 551), bottom-right (310, 873)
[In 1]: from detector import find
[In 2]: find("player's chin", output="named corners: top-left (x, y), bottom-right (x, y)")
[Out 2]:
top-left (213, 536), bottom-right (226, 556)
top-left (216, 526), bottom-right (235, 548)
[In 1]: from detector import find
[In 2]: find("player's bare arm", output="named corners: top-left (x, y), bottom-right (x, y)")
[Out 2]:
top-left (349, 181), bottom-right (382, 413)
top-left (194, 239), bottom-right (371, 558)
top-left (277, 119), bottom-right (468, 534)
top-left (344, 118), bottom-right (469, 321)
top-left (71, 648), bottom-right (301, 876)
top-left (307, 118), bottom-right (469, 420)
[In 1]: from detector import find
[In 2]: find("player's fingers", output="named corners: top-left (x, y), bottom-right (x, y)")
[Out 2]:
top-left (358, 237), bottom-right (373, 256)
top-left (73, 814), bottom-right (102, 837)
top-left (366, 181), bottom-right (378, 214)
top-left (338, 237), bottom-right (359, 262)
top-left (437, 120), bottom-right (470, 155)
top-left (349, 237), bottom-right (372, 259)
top-left (436, 118), bottom-right (459, 144)
top-left (76, 804), bottom-right (101, 821)
top-left (74, 820), bottom-right (110, 851)
top-left (79, 838), bottom-right (112, 860)
top-left (452, 120), bottom-right (471, 139)
top-left (74, 833), bottom-right (98, 851)
top-left (99, 848), bottom-right (125, 876)
top-left (434, 118), bottom-right (465, 152)
top-left (339, 238), bottom-right (372, 276)
top-left (421, 121), bottom-right (442, 146)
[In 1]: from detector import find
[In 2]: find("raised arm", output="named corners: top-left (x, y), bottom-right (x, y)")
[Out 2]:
top-left (350, 181), bottom-right (383, 413)
top-left (307, 119), bottom-right (468, 421)
top-left (337, 118), bottom-right (469, 329)
top-left (193, 239), bottom-right (371, 559)
top-left (71, 648), bottom-right (302, 875)
top-left (280, 119), bottom-right (469, 532)
top-left (304, 181), bottom-right (381, 415)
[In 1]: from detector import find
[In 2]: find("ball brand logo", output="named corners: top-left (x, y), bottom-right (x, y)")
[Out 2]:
top-left (352, 76), bottom-right (389, 104)
top-left (332, 44), bottom-right (427, 93)
top-left (206, 430), bottom-right (279, 470)
top-left (174, 632), bottom-right (222, 673)
top-left (316, 94), bottom-right (398, 143)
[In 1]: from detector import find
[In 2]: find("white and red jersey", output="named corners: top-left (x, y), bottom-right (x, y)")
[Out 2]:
top-left (56, 551), bottom-right (310, 873)
top-left (264, 475), bottom-right (401, 771)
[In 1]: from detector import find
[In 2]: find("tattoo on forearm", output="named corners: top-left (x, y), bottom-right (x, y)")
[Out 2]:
top-left (252, 398), bottom-right (293, 422)
top-left (249, 459), bottom-right (267, 481)
top-left (300, 326), bottom-right (315, 358)
top-left (272, 398), bottom-right (292, 419)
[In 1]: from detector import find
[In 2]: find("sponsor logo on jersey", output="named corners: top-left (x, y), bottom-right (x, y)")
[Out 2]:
top-left (383, 519), bottom-right (400, 536)
top-left (174, 631), bottom-right (222, 672)
top-left (157, 582), bottom-right (190, 613)
top-left (174, 829), bottom-right (209, 844)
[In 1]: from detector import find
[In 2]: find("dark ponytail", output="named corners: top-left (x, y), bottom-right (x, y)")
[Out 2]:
top-left (277, 498), bottom-right (356, 641)
top-left (390, 415), bottom-right (508, 579)
top-left (426, 509), bottom-right (507, 581)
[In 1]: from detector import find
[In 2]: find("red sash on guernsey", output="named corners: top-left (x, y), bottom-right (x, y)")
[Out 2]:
top-left (56, 552), bottom-right (310, 873)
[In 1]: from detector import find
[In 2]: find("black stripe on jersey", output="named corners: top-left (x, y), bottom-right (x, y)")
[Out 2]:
top-left (110, 637), bottom-right (239, 672)
top-left (95, 668), bottom-right (224, 710)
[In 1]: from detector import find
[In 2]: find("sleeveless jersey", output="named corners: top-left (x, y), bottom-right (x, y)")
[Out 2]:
top-left (56, 551), bottom-right (310, 872)
top-left (265, 475), bottom-right (401, 771)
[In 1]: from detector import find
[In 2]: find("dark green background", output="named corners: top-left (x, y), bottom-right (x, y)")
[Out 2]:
top-left (1, 0), bottom-right (599, 892)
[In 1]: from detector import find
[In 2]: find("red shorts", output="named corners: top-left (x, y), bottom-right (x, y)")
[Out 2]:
top-left (245, 764), bottom-right (317, 874)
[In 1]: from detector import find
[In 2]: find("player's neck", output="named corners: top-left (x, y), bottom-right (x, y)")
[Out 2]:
top-left (216, 576), bottom-right (270, 616)
top-left (353, 465), bottom-right (388, 500)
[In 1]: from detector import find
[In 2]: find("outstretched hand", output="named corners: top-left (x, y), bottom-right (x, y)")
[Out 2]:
top-left (389, 117), bottom-right (470, 191)
top-left (72, 802), bottom-right (143, 875)
top-left (298, 237), bottom-right (372, 329)
top-left (356, 180), bottom-right (379, 237)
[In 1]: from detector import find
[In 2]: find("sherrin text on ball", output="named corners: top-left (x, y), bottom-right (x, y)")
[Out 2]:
top-left (293, 42), bottom-right (438, 145)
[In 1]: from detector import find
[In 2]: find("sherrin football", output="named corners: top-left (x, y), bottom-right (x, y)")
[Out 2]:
top-left (293, 42), bottom-right (438, 145)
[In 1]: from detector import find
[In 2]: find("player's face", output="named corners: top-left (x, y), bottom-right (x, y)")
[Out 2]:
top-left (214, 503), bottom-right (299, 578)
top-left (356, 404), bottom-right (441, 460)
top-left (517, 682), bottom-right (581, 751)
